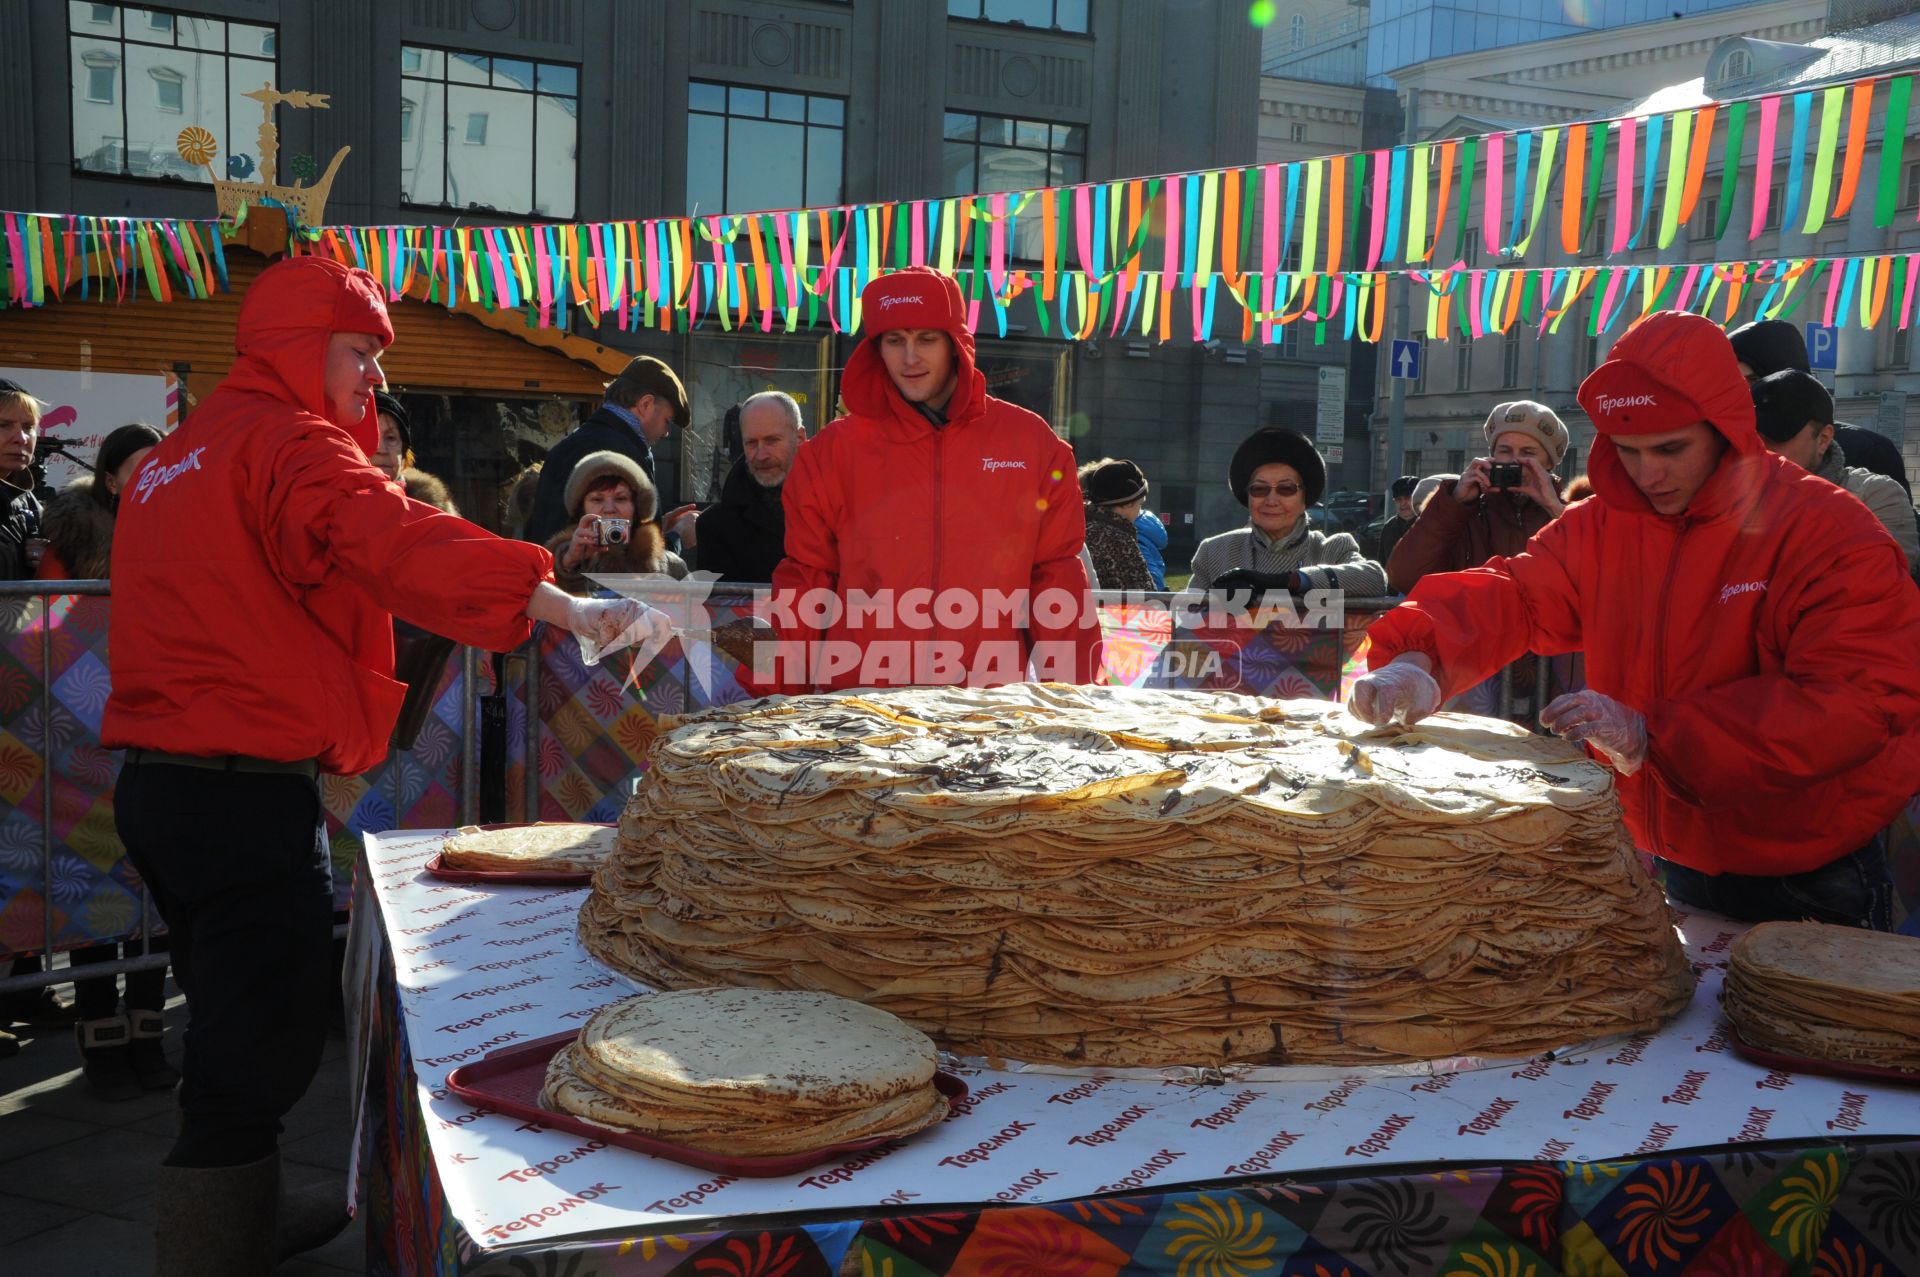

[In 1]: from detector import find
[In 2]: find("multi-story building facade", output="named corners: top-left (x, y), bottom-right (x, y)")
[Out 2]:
top-left (0, 0), bottom-right (1262, 566)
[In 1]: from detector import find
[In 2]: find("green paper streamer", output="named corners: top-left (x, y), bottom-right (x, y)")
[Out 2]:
top-left (1802, 85), bottom-right (1844, 235)
top-left (1581, 123), bottom-right (1607, 250)
top-left (1715, 100), bottom-right (1749, 240)
top-left (1454, 137), bottom-right (1477, 262)
top-left (1875, 76), bottom-right (1912, 227)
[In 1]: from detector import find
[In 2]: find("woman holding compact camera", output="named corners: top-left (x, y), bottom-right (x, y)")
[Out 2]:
top-left (1385, 400), bottom-right (1571, 597)
top-left (548, 449), bottom-right (686, 595)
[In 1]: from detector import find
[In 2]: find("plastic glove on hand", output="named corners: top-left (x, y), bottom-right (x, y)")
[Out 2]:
top-left (570, 597), bottom-right (674, 666)
top-left (1539, 690), bottom-right (1647, 776)
top-left (1347, 658), bottom-right (1442, 727)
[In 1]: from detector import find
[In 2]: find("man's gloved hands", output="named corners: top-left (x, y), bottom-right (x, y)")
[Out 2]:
top-left (1539, 691), bottom-right (1647, 775)
top-left (1347, 655), bottom-right (1442, 726)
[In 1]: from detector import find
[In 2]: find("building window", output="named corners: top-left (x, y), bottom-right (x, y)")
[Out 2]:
top-left (1903, 161), bottom-right (1920, 213)
top-left (946, 0), bottom-right (1090, 34)
top-left (1290, 13), bottom-right (1306, 49)
top-left (1278, 321), bottom-right (1303, 360)
top-left (687, 82), bottom-right (845, 217)
top-left (1719, 47), bottom-right (1751, 83)
top-left (401, 46), bottom-right (579, 218)
top-left (1402, 448), bottom-right (1423, 477)
top-left (70, 5), bottom-right (276, 183)
top-left (1454, 340), bottom-right (1472, 392)
top-left (1446, 448), bottom-right (1466, 472)
top-left (151, 66), bottom-right (183, 112)
top-left (1414, 342), bottom-right (1429, 394)
top-left (1501, 329), bottom-right (1521, 390)
top-left (1562, 446), bottom-right (1580, 480)
top-left (1586, 215), bottom-right (1607, 259)
top-left (1581, 330), bottom-right (1601, 379)
top-left (1691, 196), bottom-right (1718, 240)
top-left (943, 111), bottom-right (1084, 258)
top-left (1893, 323), bottom-right (1912, 373)
top-left (1289, 122), bottom-right (1306, 143)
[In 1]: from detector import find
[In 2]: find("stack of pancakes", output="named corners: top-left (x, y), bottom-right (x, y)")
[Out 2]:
top-left (540, 988), bottom-right (948, 1154)
top-left (440, 823), bottom-right (617, 873)
top-left (1723, 921), bottom-right (1920, 1073)
top-left (580, 684), bottom-right (1694, 1068)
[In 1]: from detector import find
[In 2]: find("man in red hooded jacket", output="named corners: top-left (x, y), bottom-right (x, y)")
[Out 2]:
top-left (762, 266), bottom-right (1098, 691)
top-left (103, 256), bottom-right (659, 1273)
top-left (1349, 310), bottom-right (1920, 932)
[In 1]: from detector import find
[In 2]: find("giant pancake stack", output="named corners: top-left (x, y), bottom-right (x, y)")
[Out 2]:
top-left (1723, 922), bottom-right (1920, 1073)
top-left (580, 684), bottom-right (1693, 1068)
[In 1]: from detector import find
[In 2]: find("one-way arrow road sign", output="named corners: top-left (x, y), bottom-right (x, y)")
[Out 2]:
top-left (1391, 339), bottom-right (1422, 381)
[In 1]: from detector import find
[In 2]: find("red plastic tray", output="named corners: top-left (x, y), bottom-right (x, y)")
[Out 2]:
top-left (421, 823), bottom-right (615, 887)
top-left (444, 1029), bottom-right (969, 1177)
top-left (1727, 1023), bottom-right (1920, 1087)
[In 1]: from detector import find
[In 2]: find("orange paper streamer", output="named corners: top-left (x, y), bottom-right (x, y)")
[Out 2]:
top-left (1833, 80), bottom-right (1875, 220)
top-left (1562, 124), bottom-right (1588, 255)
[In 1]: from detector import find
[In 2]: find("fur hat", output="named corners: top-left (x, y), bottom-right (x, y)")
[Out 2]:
top-left (1228, 428), bottom-right (1326, 507)
top-left (1751, 369), bottom-right (1834, 443)
top-left (1728, 319), bottom-right (1809, 379)
top-left (563, 450), bottom-right (657, 522)
top-left (604, 356), bottom-right (688, 424)
top-left (1079, 457), bottom-right (1148, 507)
top-left (1482, 401), bottom-right (1570, 466)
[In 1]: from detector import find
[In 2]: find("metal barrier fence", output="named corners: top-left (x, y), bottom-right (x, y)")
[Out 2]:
top-left (8, 579), bottom-right (1582, 986)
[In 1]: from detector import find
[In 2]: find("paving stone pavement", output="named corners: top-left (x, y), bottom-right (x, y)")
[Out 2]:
top-left (0, 986), bottom-right (367, 1275)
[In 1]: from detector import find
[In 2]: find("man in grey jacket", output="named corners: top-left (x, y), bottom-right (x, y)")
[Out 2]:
top-left (1753, 369), bottom-right (1918, 574)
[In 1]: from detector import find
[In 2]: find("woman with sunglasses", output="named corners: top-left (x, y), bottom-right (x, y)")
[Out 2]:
top-left (1187, 427), bottom-right (1387, 598)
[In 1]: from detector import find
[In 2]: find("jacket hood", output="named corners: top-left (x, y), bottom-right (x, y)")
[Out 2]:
top-left (223, 257), bottom-right (395, 456)
top-left (1577, 310), bottom-right (1765, 522)
top-left (841, 267), bottom-right (985, 435)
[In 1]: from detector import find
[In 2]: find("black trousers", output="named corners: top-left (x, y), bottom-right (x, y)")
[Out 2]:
top-left (114, 760), bottom-right (334, 1167)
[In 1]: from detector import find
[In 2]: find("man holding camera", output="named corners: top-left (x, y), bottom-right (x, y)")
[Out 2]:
top-left (1350, 310), bottom-right (1920, 932)
top-left (1385, 400), bottom-right (1569, 596)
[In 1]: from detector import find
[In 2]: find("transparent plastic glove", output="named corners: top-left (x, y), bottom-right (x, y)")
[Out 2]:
top-left (569, 597), bottom-right (674, 667)
top-left (1540, 690), bottom-right (1647, 776)
top-left (1347, 656), bottom-right (1442, 727)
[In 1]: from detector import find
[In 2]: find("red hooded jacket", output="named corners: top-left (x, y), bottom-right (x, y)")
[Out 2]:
top-left (1366, 310), bottom-right (1920, 878)
top-left (766, 267), bottom-right (1098, 692)
top-left (102, 257), bottom-right (551, 776)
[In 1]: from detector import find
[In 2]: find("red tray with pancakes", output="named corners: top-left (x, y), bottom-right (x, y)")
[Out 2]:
top-left (423, 822), bottom-right (615, 886)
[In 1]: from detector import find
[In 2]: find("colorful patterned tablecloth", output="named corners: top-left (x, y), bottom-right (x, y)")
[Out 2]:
top-left (358, 923), bottom-right (1920, 1277)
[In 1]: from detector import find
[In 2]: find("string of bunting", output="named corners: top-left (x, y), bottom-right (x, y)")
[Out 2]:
top-left (6, 69), bottom-right (1920, 344)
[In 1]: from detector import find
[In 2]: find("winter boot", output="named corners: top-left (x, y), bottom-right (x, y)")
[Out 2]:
top-left (75, 1015), bottom-right (143, 1102)
top-left (152, 1154), bottom-right (279, 1277)
top-left (126, 1009), bottom-right (180, 1091)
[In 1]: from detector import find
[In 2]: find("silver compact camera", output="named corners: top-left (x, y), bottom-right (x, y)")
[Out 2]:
top-left (593, 516), bottom-right (632, 548)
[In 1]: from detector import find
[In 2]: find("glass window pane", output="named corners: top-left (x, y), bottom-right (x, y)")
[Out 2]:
top-left (809, 96), bottom-right (843, 126)
top-left (944, 111), bottom-right (977, 141)
top-left (688, 80), bottom-right (724, 112)
top-left (726, 117), bottom-right (804, 213)
top-left (71, 39), bottom-right (124, 172)
top-left (173, 13), bottom-right (224, 49)
top-left (447, 52), bottom-right (489, 84)
top-left (805, 125), bottom-right (842, 208)
top-left (1050, 153), bottom-right (1084, 187)
top-left (1014, 119), bottom-right (1048, 149)
top-left (978, 144), bottom-right (1046, 193)
top-left (687, 113), bottom-right (725, 215)
top-left (536, 94), bottom-right (576, 218)
top-left (1055, 0), bottom-right (1089, 31)
top-left (728, 86), bottom-right (766, 116)
top-left (124, 8), bottom-right (173, 42)
top-left (125, 45), bottom-right (221, 180)
top-left (230, 22), bottom-right (273, 56)
top-left (768, 91), bottom-right (805, 122)
top-left (537, 63), bottom-right (577, 97)
top-left (975, 115), bottom-right (1012, 146)
top-left (983, 0), bottom-right (1050, 24)
top-left (74, 4), bottom-right (120, 36)
top-left (492, 57), bottom-right (534, 90)
top-left (1052, 124), bottom-right (1086, 154)
top-left (948, 0), bottom-right (977, 17)
top-left (942, 141), bottom-right (976, 196)
top-left (447, 84), bottom-right (532, 211)
top-left (399, 82), bottom-right (445, 204)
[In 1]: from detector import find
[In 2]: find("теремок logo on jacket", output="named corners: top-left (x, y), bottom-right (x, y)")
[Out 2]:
top-left (982, 458), bottom-right (1028, 472)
